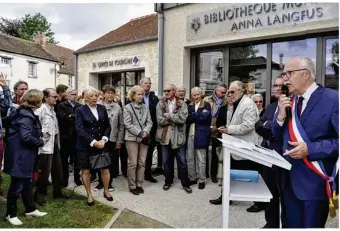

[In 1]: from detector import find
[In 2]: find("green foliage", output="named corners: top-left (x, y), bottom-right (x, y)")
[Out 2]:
top-left (0, 13), bottom-right (58, 44)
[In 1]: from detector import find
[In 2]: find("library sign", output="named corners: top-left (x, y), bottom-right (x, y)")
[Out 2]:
top-left (187, 3), bottom-right (339, 40)
top-left (92, 56), bottom-right (140, 70)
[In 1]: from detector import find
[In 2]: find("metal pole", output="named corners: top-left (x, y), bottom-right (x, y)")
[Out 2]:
top-left (222, 146), bottom-right (231, 228)
top-left (157, 4), bottom-right (164, 98)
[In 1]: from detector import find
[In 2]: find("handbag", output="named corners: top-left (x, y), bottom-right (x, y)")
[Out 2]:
top-left (130, 104), bottom-right (149, 145)
top-left (89, 151), bottom-right (111, 169)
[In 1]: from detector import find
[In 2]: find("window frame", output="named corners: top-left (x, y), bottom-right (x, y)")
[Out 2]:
top-left (27, 61), bottom-right (38, 78)
top-left (191, 31), bottom-right (339, 107)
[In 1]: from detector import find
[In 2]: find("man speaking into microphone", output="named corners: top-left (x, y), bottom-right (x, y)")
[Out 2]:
top-left (272, 56), bottom-right (338, 228)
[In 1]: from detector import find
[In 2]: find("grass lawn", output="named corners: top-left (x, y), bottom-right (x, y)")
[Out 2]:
top-left (111, 209), bottom-right (171, 228)
top-left (0, 174), bottom-right (116, 228)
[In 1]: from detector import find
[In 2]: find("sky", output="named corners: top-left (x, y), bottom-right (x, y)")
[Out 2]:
top-left (0, 3), bottom-right (155, 50)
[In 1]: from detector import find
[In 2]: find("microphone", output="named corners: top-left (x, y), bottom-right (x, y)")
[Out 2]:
top-left (282, 84), bottom-right (291, 119)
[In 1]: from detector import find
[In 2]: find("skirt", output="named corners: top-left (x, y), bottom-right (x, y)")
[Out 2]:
top-left (77, 150), bottom-right (111, 170)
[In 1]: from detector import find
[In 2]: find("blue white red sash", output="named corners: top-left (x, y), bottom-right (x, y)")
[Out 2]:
top-left (288, 95), bottom-right (339, 200)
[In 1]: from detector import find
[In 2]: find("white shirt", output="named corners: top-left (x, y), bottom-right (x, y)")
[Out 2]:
top-left (87, 104), bottom-right (108, 146)
top-left (88, 104), bottom-right (99, 120)
top-left (277, 82), bottom-right (319, 126)
top-left (168, 98), bottom-right (176, 113)
top-left (195, 102), bottom-right (200, 112)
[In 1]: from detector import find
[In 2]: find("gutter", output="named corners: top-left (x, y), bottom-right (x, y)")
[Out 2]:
top-left (74, 36), bottom-right (158, 55)
top-left (156, 3), bottom-right (164, 98)
top-left (75, 54), bottom-right (78, 90)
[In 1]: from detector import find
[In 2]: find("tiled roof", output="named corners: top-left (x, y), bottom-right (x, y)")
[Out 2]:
top-left (0, 33), bottom-right (58, 62)
top-left (76, 14), bottom-right (158, 54)
top-left (44, 43), bottom-right (75, 75)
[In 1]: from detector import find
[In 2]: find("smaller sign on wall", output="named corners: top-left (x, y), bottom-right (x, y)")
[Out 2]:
top-left (92, 56), bottom-right (140, 70)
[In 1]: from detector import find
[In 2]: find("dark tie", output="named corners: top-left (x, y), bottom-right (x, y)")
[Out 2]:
top-left (297, 96), bottom-right (304, 117)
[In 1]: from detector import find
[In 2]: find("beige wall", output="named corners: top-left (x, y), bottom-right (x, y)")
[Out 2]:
top-left (163, 3), bottom-right (339, 90)
top-left (77, 40), bottom-right (158, 94)
top-left (57, 73), bottom-right (76, 88)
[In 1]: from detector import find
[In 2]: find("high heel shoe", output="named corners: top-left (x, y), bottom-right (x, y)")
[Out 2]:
top-left (87, 200), bottom-right (95, 206)
top-left (103, 193), bottom-right (113, 201)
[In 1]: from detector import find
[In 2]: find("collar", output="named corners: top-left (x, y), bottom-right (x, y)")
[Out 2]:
top-left (132, 101), bottom-right (142, 108)
top-left (44, 103), bottom-right (53, 111)
top-left (87, 104), bottom-right (97, 109)
top-left (300, 82), bottom-right (318, 101)
top-left (144, 92), bottom-right (150, 97)
top-left (68, 100), bottom-right (75, 105)
top-left (167, 98), bottom-right (176, 105)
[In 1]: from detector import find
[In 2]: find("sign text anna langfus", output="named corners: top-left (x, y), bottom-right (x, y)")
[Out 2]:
top-left (187, 3), bottom-right (338, 40)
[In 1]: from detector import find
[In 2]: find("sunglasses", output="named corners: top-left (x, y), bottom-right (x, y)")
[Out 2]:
top-left (163, 90), bottom-right (172, 93)
top-left (254, 101), bottom-right (263, 103)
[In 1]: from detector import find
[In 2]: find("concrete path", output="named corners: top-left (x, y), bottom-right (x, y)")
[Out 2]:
top-left (68, 174), bottom-right (339, 228)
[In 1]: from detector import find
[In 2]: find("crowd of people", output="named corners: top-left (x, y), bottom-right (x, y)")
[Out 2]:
top-left (0, 56), bottom-right (338, 228)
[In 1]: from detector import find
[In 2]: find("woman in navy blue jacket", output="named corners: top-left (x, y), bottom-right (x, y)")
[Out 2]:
top-left (75, 86), bottom-right (112, 206)
top-left (186, 87), bottom-right (211, 189)
top-left (3, 89), bottom-right (47, 226)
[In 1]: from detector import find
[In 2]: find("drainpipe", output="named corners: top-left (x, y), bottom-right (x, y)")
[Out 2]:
top-left (75, 54), bottom-right (78, 90)
top-left (157, 3), bottom-right (164, 98)
top-left (55, 63), bottom-right (57, 87)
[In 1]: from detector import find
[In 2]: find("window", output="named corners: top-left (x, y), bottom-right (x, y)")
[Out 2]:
top-left (197, 51), bottom-right (223, 96)
top-left (229, 44), bottom-right (267, 103)
top-left (324, 38), bottom-right (339, 91)
top-left (28, 62), bottom-right (37, 77)
top-left (1, 57), bottom-right (11, 65)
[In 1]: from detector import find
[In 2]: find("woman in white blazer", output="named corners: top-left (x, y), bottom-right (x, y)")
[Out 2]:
top-left (34, 88), bottom-right (69, 206)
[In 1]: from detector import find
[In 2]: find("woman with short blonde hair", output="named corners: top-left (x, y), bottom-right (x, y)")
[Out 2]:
top-left (4, 89), bottom-right (47, 225)
top-left (124, 85), bottom-right (153, 195)
top-left (75, 86), bottom-right (112, 206)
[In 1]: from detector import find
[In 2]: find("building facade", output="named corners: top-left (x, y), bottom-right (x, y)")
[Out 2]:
top-left (0, 34), bottom-right (59, 91)
top-left (156, 3), bottom-right (339, 105)
top-left (75, 14), bottom-right (158, 103)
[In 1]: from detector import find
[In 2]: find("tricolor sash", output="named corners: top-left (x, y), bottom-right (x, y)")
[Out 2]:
top-left (288, 95), bottom-right (339, 217)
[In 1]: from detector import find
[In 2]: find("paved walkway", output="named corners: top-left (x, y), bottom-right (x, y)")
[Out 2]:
top-left (68, 174), bottom-right (339, 228)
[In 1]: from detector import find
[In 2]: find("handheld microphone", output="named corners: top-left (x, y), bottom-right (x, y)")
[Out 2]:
top-left (282, 84), bottom-right (291, 119)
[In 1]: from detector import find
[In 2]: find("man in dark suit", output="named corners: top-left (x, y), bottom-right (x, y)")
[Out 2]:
top-left (255, 76), bottom-right (286, 228)
top-left (140, 77), bottom-right (160, 183)
top-left (56, 88), bottom-right (82, 186)
top-left (272, 56), bottom-right (338, 228)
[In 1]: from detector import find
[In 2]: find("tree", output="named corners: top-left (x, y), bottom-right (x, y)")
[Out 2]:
top-left (0, 13), bottom-right (58, 44)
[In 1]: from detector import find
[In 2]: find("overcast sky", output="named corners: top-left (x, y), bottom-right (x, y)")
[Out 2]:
top-left (0, 3), bottom-right (155, 50)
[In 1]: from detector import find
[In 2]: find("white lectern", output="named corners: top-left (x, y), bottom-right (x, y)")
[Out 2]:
top-left (219, 134), bottom-right (292, 228)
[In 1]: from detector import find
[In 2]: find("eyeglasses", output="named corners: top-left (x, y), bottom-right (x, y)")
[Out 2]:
top-left (254, 101), bottom-right (263, 103)
top-left (280, 68), bottom-right (307, 78)
top-left (163, 90), bottom-right (172, 93)
top-left (70, 94), bottom-right (77, 96)
top-left (227, 89), bottom-right (240, 95)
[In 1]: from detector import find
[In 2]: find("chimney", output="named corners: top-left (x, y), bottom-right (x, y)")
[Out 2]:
top-left (34, 33), bottom-right (47, 47)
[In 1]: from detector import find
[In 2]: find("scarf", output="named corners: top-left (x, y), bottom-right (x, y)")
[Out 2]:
top-left (212, 93), bottom-right (223, 117)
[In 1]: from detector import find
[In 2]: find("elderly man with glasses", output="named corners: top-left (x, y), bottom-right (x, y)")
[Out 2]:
top-left (156, 84), bottom-right (192, 194)
top-left (272, 56), bottom-right (339, 228)
top-left (210, 81), bottom-right (261, 205)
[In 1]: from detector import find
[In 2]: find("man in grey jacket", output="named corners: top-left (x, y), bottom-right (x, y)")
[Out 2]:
top-left (156, 84), bottom-right (192, 194)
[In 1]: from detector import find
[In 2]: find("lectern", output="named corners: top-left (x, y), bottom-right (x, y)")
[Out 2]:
top-left (219, 134), bottom-right (291, 228)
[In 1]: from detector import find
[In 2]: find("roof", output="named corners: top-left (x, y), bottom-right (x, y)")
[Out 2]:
top-left (76, 14), bottom-right (158, 54)
top-left (0, 33), bottom-right (58, 62)
top-left (44, 43), bottom-right (75, 75)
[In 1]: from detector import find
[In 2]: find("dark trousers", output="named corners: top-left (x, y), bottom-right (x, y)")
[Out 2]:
top-left (6, 176), bottom-right (36, 217)
top-left (263, 166), bottom-right (287, 228)
top-left (162, 144), bottom-right (189, 187)
top-left (156, 143), bottom-right (162, 168)
top-left (60, 137), bottom-right (78, 187)
top-left (210, 138), bottom-right (219, 179)
top-left (145, 139), bottom-right (157, 177)
top-left (115, 143), bottom-right (128, 177)
top-left (283, 179), bottom-right (328, 228)
top-left (35, 140), bottom-right (64, 200)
